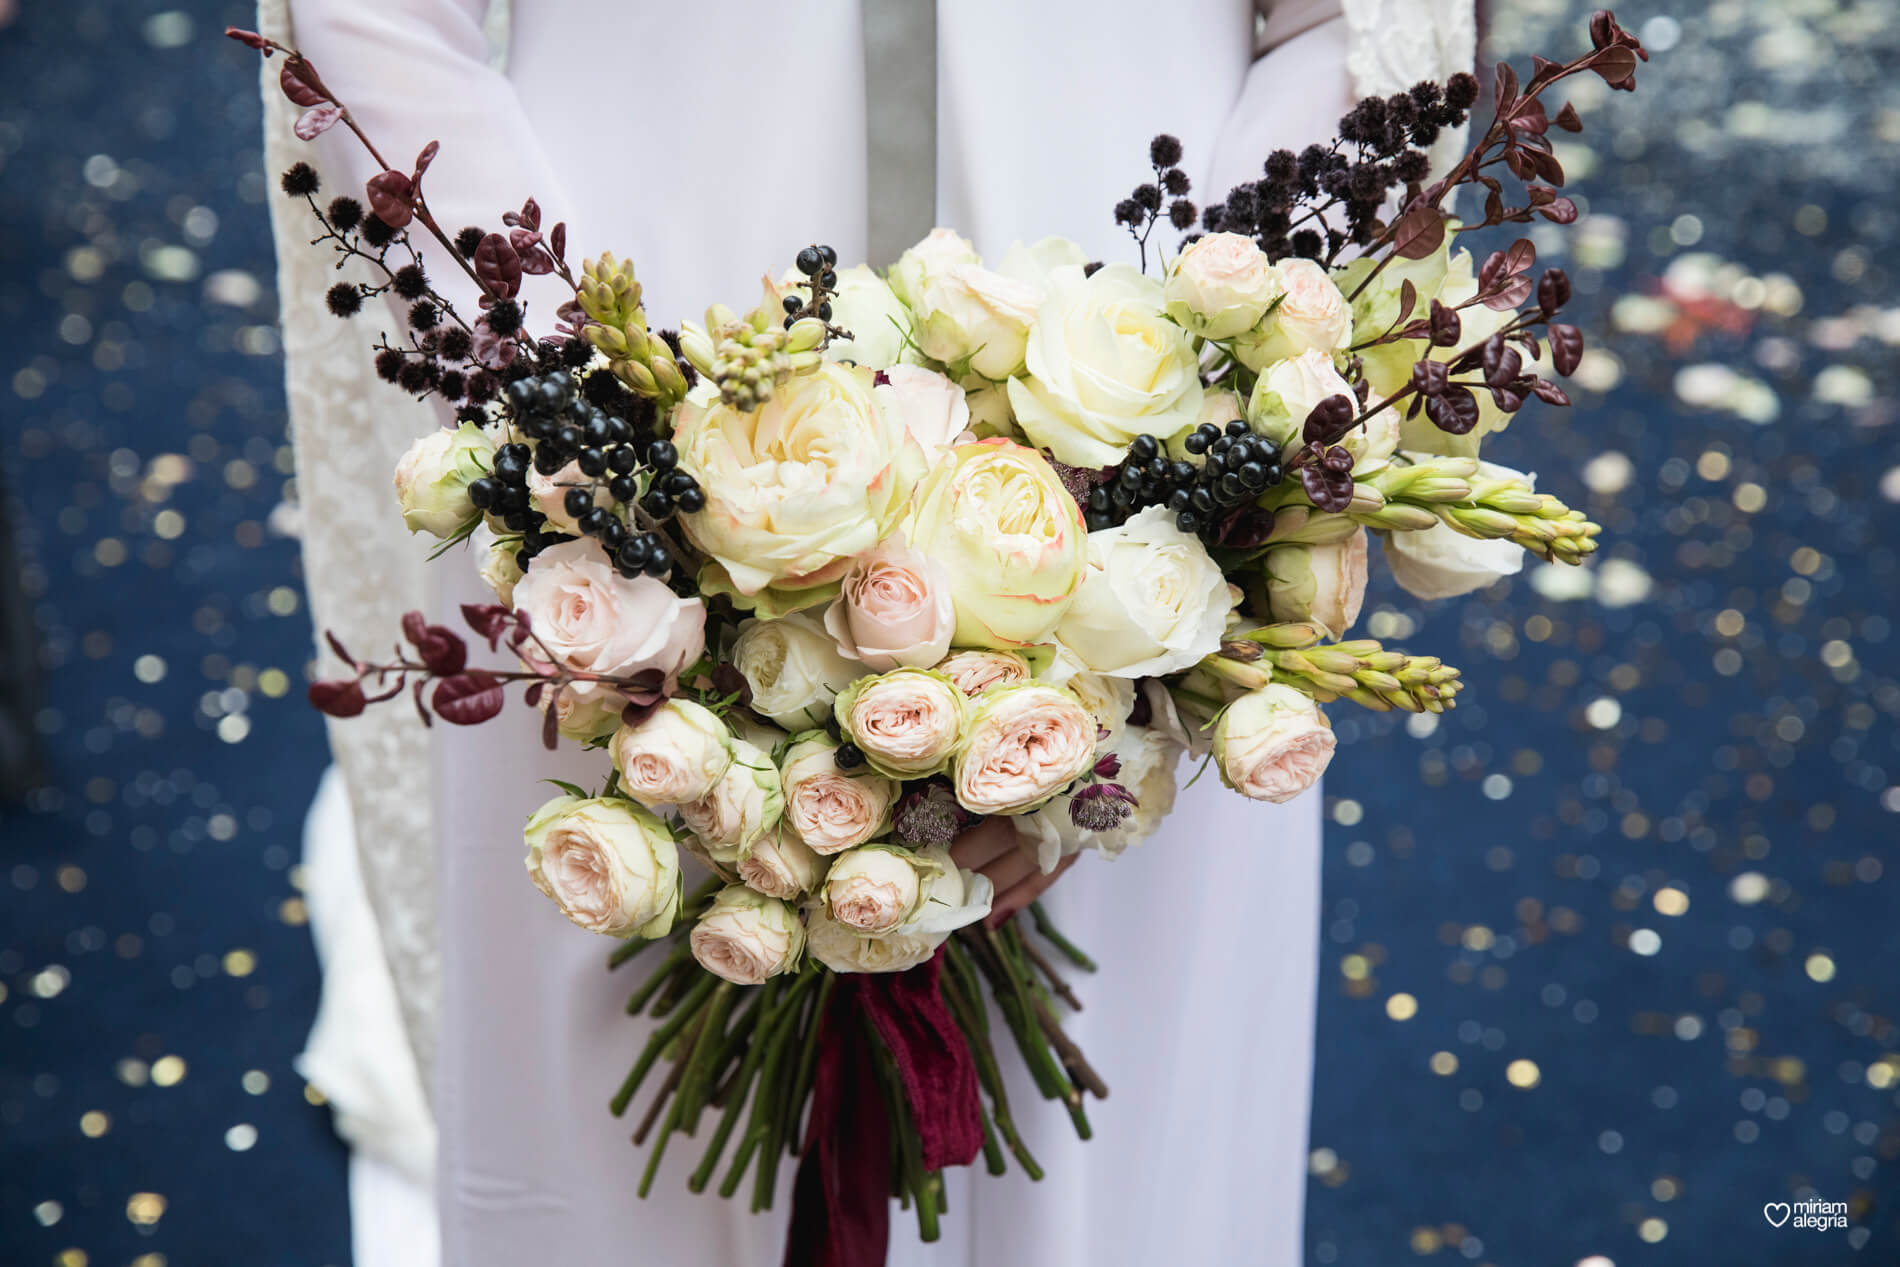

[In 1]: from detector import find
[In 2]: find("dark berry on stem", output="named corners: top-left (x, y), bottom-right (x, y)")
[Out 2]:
top-left (577, 447), bottom-right (607, 477)
top-left (676, 487), bottom-right (706, 513)
top-left (325, 283), bottom-right (363, 317)
top-left (455, 226), bottom-right (485, 257)
top-left (578, 508), bottom-right (612, 537)
top-left (647, 440), bottom-right (677, 470)
top-left (607, 445), bottom-right (637, 475)
top-left (361, 215), bottom-right (397, 248)
top-left (393, 264), bottom-right (428, 299)
top-left (642, 547), bottom-right (671, 578)
top-left (563, 487), bottom-right (594, 519)
top-left (818, 244), bottom-right (837, 267)
top-left (834, 742), bottom-right (865, 770)
top-left (642, 489), bottom-right (673, 518)
top-left (327, 196), bottom-right (363, 232)
top-left (609, 474), bottom-right (638, 502)
top-left (796, 246), bottom-right (824, 276)
top-left (1130, 434), bottom-right (1159, 462)
top-left (281, 162), bottom-right (319, 197)
top-left (374, 348), bottom-right (404, 382)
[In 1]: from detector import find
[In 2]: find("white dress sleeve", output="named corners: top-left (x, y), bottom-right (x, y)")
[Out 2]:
top-left (265, 0), bottom-right (587, 1136)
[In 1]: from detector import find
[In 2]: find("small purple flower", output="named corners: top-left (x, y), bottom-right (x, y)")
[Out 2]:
top-left (893, 784), bottom-right (964, 848)
top-left (1069, 782), bottom-right (1137, 833)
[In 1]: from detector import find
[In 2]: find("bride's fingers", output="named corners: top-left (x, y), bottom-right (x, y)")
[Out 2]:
top-left (949, 815), bottom-right (1020, 871)
top-left (987, 852), bottom-right (1079, 928)
top-left (978, 846), bottom-right (1040, 895)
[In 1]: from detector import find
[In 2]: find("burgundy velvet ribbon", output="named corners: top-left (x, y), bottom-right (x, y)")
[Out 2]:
top-left (783, 949), bottom-right (982, 1267)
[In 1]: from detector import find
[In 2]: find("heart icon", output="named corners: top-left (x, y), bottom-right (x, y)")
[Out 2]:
top-left (1763, 1203), bottom-right (1791, 1227)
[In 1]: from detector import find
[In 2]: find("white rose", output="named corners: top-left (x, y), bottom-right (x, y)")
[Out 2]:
top-left (1043, 647), bottom-right (1136, 754)
top-left (678, 737), bottom-right (783, 857)
top-left (1165, 232), bottom-right (1284, 340)
top-left (608, 698), bottom-right (733, 807)
top-left (523, 795), bottom-right (681, 938)
top-left (822, 845), bottom-right (928, 935)
top-left (1007, 264), bottom-right (1205, 468)
top-left (775, 263), bottom-right (911, 370)
top-left (1056, 505), bottom-right (1232, 679)
top-left (511, 539), bottom-right (706, 698)
top-left (731, 611), bottom-right (860, 730)
top-left (1234, 258), bottom-right (1352, 371)
top-left (891, 229), bottom-right (1041, 380)
top-left (736, 823), bottom-right (829, 900)
top-left (1264, 527), bottom-right (1369, 639)
top-left (875, 365), bottom-right (970, 458)
top-left (688, 885), bottom-right (805, 984)
top-left (1246, 348), bottom-right (1357, 453)
top-left (472, 522), bottom-right (523, 605)
top-left (1213, 684), bottom-right (1336, 803)
top-left (780, 734), bottom-right (898, 855)
top-left (392, 421), bottom-right (496, 538)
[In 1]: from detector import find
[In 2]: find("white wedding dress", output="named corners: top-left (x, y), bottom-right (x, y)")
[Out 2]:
top-left (262, 2), bottom-right (1473, 1264)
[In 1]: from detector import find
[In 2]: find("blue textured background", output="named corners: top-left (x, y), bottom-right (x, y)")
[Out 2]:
top-left (1, 3), bottom-right (1895, 1265)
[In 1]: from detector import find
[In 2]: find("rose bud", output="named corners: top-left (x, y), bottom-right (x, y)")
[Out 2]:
top-left (392, 421), bottom-right (496, 539)
top-left (935, 649), bottom-right (1033, 697)
top-left (1212, 684), bottom-right (1337, 803)
top-left (822, 536), bottom-right (956, 671)
top-left (821, 845), bottom-right (933, 936)
top-left (688, 885), bottom-right (805, 985)
top-left (608, 698), bottom-right (733, 807)
top-left (834, 668), bottom-right (967, 779)
top-left (677, 737), bottom-right (783, 857)
top-left (1163, 231), bottom-right (1284, 340)
top-left (779, 733), bottom-right (898, 855)
top-left (523, 795), bottom-right (681, 938)
top-left (736, 823), bottom-right (828, 900)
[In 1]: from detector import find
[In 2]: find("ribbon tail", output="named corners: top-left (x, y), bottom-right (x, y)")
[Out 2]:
top-left (784, 978), bottom-right (890, 1267)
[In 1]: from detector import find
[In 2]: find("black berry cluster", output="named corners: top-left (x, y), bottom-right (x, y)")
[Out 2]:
top-left (1199, 74), bottom-right (1477, 263)
top-left (783, 244), bottom-right (840, 330)
top-left (1083, 424), bottom-right (1284, 541)
top-left (465, 371), bottom-right (706, 581)
top-left (1114, 136), bottom-right (1197, 268)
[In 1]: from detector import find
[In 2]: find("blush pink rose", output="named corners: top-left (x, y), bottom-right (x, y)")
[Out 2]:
top-left (823, 538), bottom-right (956, 671)
top-left (527, 459), bottom-right (605, 535)
top-left (836, 669), bottom-right (968, 778)
top-left (511, 539), bottom-right (705, 697)
top-left (935, 650), bottom-right (1032, 696)
top-left (952, 683), bottom-right (1098, 815)
top-left (875, 364), bottom-right (971, 456)
top-left (780, 735), bottom-right (898, 855)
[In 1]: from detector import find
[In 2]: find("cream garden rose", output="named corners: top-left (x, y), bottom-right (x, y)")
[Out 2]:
top-left (672, 361), bottom-right (916, 614)
top-left (731, 611), bottom-right (860, 730)
top-left (393, 421), bottom-right (495, 538)
top-left (608, 698), bottom-right (733, 807)
top-left (689, 885), bottom-right (805, 985)
top-left (1056, 505), bottom-right (1232, 678)
top-left (890, 228), bottom-right (1041, 379)
top-left (524, 795), bottom-right (681, 938)
top-left (1264, 527), bottom-right (1369, 639)
top-left (936, 649), bottom-right (1032, 696)
top-left (835, 668), bottom-right (967, 779)
top-left (779, 733), bottom-right (898, 855)
top-left (678, 736), bottom-right (783, 857)
top-left (906, 439), bottom-right (1087, 648)
top-left (736, 823), bottom-right (828, 899)
top-left (1246, 347), bottom-right (1358, 452)
top-left (510, 539), bottom-right (706, 697)
top-left (1213, 684), bottom-right (1336, 803)
top-left (1044, 647), bottom-right (1136, 754)
top-left (1164, 232), bottom-right (1284, 339)
top-left (953, 682), bottom-right (1098, 815)
top-left (822, 844), bottom-right (938, 935)
top-left (802, 854), bottom-right (992, 975)
top-left (548, 683), bottom-right (626, 743)
top-left (822, 537), bottom-right (955, 671)
top-left (1234, 258), bottom-right (1352, 370)
top-left (1384, 520), bottom-right (1525, 599)
top-left (1008, 263), bottom-right (1204, 468)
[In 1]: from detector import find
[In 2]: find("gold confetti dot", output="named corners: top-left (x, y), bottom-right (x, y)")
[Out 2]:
top-left (116, 1059), bottom-right (149, 1087)
top-left (304, 1082), bottom-right (328, 1106)
top-left (1507, 1059), bottom-right (1541, 1089)
top-left (279, 897), bottom-right (308, 926)
top-left (222, 949), bottom-right (257, 977)
top-left (258, 668), bottom-right (290, 697)
top-left (1462, 926), bottom-right (1495, 952)
top-left (1732, 482), bottom-right (1766, 513)
top-left (1652, 1176), bottom-right (1680, 1201)
top-left (1409, 1227), bottom-right (1442, 1253)
top-left (1386, 993), bottom-right (1418, 1022)
top-left (56, 1250), bottom-right (87, 1267)
top-left (1341, 954), bottom-right (1370, 981)
top-left (131, 1255), bottom-right (168, 1267)
top-left (1652, 888), bottom-right (1689, 916)
top-left (267, 586), bottom-right (300, 616)
top-left (57, 865), bottom-right (86, 893)
top-left (80, 1110), bottom-right (110, 1137)
top-left (242, 1070), bottom-right (271, 1095)
top-left (1805, 953), bottom-right (1836, 982)
top-left (1638, 1217), bottom-right (1668, 1243)
top-left (153, 509), bottom-right (186, 539)
top-left (1430, 1051), bottom-right (1459, 1076)
top-left (1695, 449), bottom-right (1730, 480)
top-left (94, 537), bottom-right (127, 566)
top-left (126, 1192), bottom-right (167, 1225)
top-left (151, 1055), bottom-right (186, 1087)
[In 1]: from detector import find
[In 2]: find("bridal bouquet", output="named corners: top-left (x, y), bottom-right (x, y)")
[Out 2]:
top-left (233, 12), bottom-right (1645, 1261)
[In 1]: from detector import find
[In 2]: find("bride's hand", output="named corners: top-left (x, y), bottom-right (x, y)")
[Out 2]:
top-left (949, 816), bottom-right (1079, 929)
